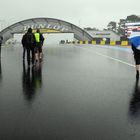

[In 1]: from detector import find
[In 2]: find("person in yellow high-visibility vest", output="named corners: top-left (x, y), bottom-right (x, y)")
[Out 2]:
top-left (34, 29), bottom-right (44, 62)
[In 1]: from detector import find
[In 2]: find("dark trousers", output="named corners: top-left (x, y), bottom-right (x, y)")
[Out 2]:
top-left (23, 47), bottom-right (26, 59)
top-left (132, 46), bottom-right (140, 65)
top-left (26, 47), bottom-right (35, 65)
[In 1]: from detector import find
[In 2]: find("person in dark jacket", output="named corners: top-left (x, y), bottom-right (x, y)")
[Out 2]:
top-left (21, 33), bottom-right (26, 59)
top-left (131, 43), bottom-right (140, 79)
top-left (22, 28), bottom-right (35, 66)
top-left (0, 35), bottom-right (3, 58)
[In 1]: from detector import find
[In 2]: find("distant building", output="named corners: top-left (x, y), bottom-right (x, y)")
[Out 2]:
top-left (84, 29), bottom-right (120, 41)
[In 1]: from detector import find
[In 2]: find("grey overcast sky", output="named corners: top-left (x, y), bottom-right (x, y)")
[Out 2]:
top-left (0, 0), bottom-right (139, 29)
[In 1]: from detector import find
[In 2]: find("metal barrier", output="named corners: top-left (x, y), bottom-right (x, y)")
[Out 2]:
top-left (67, 40), bottom-right (129, 46)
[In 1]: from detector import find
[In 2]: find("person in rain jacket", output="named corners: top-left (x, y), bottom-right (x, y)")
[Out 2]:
top-left (131, 43), bottom-right (140, 79)
top-left (0, 35), bottom-right (3, 58)
top-left (34, 29), bottom-right (44, 62)
top-left (21, 28), bottom-right (36, 66)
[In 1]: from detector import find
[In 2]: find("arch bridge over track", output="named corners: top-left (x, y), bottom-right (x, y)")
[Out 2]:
top-left (0, 18), bottom-right (93, 43)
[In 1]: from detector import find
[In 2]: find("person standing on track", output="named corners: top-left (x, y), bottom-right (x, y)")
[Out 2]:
top-left (129, 32), bottom-right (140, 80)
top-left (21, 28), bottom-right (36, 66)
top-left (131, 43), bottom-right (140, 79)
top-left (34, 29), bottom-right (44, 62)
top-left (0, 35), bottom-right (3, 58)
top-left (21, 32), bottom-right (27, 60)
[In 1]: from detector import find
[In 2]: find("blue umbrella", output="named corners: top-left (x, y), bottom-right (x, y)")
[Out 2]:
top-left (129, 35), bottom-right (140, 49)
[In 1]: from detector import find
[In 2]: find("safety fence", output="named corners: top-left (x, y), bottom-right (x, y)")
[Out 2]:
top-left (66, 40), bottom-right (130, 46)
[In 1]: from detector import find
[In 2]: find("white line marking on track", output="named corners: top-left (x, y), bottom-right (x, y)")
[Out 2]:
top-left (81, 47), bottom-right (135, 68)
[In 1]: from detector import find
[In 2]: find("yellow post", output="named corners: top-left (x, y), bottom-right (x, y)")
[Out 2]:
top-left (80, 41), bottom-right (83, 44)
top-left (121, 41), bottom-right (128, 46)
top-left (110, 41), bottom-right (116, 46)
top-left (92, 41), bottom-right (96, 45)
top-left (100, 41), bottom-right (105, 45)
top-left (85, 41), bottom-right (88, 44)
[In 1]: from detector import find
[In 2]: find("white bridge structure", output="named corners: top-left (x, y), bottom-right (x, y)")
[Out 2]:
top-left (0, 18), bottom-right (93, 43)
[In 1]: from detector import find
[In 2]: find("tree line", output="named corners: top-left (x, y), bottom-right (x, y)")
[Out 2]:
top-left (106, 15), bottom-right (140, 36)
top-left (84, 15), bottom-right (140, 37)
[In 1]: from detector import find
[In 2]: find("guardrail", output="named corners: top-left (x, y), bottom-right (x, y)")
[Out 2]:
top-left (65, 40), bottom-right (130, 47)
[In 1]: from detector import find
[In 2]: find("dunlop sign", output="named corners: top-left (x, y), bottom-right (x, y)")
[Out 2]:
top-left (23, 23), bottom-right (69, 32)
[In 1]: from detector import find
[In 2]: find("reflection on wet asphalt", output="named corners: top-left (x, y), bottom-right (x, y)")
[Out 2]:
top-left (129, 79), bottom-right (140, 118)
top-left (22, 61), bottom-right (42, 104)
top-left (0, 44), bottom-right (140, 140)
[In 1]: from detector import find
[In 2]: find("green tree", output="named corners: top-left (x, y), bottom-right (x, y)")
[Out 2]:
top-left (107, 21), bottom-right (117, 31)
top-left (126, 15), bottom-right (140, 22)
top-left (107, 15), bottom-right (140, 36)
top-left (117, 19), bottom-right (126, 36)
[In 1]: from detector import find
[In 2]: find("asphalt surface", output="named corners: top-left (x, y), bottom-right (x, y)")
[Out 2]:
top-left (0, 44), bottom-right (139, 140)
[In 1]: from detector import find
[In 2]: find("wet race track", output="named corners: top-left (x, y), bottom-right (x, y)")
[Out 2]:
top-left (0, 44), bottom-right (140, 140)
